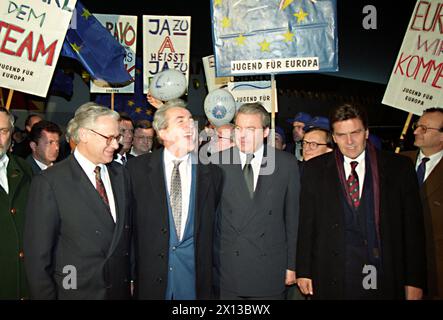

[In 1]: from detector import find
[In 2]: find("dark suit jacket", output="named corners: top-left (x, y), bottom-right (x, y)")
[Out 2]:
top-left (297, 150), bottom-right (426, 299)
top-left (213, 146), bottom-right (300, 297)
top-left (403, 150), bottom-right (443, 299)
top-left (25, 155), bottom-right (42, 174)
top-left (24, 155), bottom-right (132, 300)
top-left (0, 154), bottom-right (33, 299)
top-left (127, 148), bottom-right (223, 299)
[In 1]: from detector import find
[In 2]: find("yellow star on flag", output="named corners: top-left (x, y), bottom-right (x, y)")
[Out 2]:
top-left (279, 0), bottom-right (293, 11)
top-left (146, 109), bottom-right (153, 115)
top-left (283, 31), bottom-right (294, 42)
top-left (81, 8), bottom-right (92, 20)
top-left (135, 107), bottom-right (142, 113)
top-left (221, 17), bottom-right (231, 28)
top-left (259, 39), bottom-right (270, 52)
top-left (127, 100), bottom-right (135, 107)
top-left (70, 42), bottom-right (82, 53)
top-left (236, 34), bottom-right (247, 46)
top-left (214, 0), bottom-right (222, 7)
top-left (294, 8), bottom-right (308, 23)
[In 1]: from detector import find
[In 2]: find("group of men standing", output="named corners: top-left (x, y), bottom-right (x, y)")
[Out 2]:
top-left (0, 102), bottom-right (441, 300)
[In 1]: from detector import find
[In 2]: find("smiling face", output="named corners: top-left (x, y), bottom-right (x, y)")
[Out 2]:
top-left (332, 118), bottom-right (368, 159)
top-left (158, 107), bottom-right (196, 157)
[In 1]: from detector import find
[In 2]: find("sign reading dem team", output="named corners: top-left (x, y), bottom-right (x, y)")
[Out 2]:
top-left (231, 57), bottom-right (319, 74)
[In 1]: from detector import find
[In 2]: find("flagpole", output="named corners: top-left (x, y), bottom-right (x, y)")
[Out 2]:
top-left (6, 89), bottom-right (14, 111)
top-left (111, 92), bottom-right (115, 111)
top-left (395, 112), bottom-right (413, 154)
top-left (270, 74), bottom-right (276, 148)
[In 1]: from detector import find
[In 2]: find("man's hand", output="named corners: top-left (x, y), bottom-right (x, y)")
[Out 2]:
top-left (146, 92), bottom-right (164, 109)
top-left (297, 277), bottom-right (314, 296)
top-left (285, 269), bottom-right (297, 286)
top-left (405, 286), bottom-right (423, 300)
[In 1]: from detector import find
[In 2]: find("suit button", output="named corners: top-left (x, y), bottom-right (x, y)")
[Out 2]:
top-left (260, 233), bottom-right (265, 238)
top-left (10, 208), bottom-right (17, 215)
top-left (124, 225), bottom-right (130, 230)
top-left (19, 251), bottom-right (24, 259)
top-left (268, 210), bottom-right (272, 215)
top-left (172, 247), bottom-right (176, 251)
top-left (95, 230), bottom-right (101, 236)
top-left (156, 277), bottom-right (162, 283)
top-left (235, 250), bottom-right (239, 256)
top-left (124, 252), bottom-right (129, 257)
top-left (161, 228), bottom-right (167, 234)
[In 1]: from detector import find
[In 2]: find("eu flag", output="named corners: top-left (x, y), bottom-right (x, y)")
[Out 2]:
top-left (94, 58), bottom-right (156, 121)
top-left (61, 1), bottom-right (133, 87)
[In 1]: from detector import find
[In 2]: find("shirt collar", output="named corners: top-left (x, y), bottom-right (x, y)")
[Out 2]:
top-left (74, 149), bottom-right (104, 174)
top-left (0, 153), bottom-right (9, 169)
top-left (418, 149), bottom-right (443, 163)
top-left (343, 150), bottom-right (366, 166)
top-left (163, 147), bottom-right (190, 165)
top-left (239, 144), bottom-right (264, 164)
top-left (33, 157), bottom-right (50, 170)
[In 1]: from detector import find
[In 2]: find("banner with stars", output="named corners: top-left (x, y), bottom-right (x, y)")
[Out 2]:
top-left (211, 0), bottom-right (338, 76)
top-left (90, 14), bottom-right (137, 93)
top-left (0, 0), bottom-right (77, 97)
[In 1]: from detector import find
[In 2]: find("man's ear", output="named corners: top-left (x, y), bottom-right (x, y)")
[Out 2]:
top-left (263, 127), bottom-right (270, 138)
top-left (30, 141), bottom-right (37, 152)
top-left (78, 127), bottom-right (88, 143)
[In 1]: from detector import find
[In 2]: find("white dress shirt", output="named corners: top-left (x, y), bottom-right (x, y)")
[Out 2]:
top-left (34, 157), bottom-right (50, 171)
top-left (239, 144), bottom-right (264, 192)
top-left (163, 148), bottom-right (192, 240)
top-left (74, 149), bottom-right (117, 222)
top-left (344, 151), bottom-right (366, 199)
top-left (0, 154), bottom-right (9, 194)
top-left (416, 149), bottom-right (443, 183)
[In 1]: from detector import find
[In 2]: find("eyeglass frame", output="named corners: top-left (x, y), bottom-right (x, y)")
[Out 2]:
top-left (412, 122), bottom-right (443, 134)
top-left (301, 140), bottom-right (328, 150)
top-left (88, 129), bottom-right (122, 145)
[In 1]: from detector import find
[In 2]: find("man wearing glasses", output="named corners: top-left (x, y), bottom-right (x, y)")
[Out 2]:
top-left (213, 102), bottom-right (300, 299)
top-left (403, 107), bottom-right (443, 299)
top-left (301, 116), bottom-right (334, 162)
top-left (24, 103), bottom-right (133, 299)
top-left (297, 104), bottom-right (426, 300)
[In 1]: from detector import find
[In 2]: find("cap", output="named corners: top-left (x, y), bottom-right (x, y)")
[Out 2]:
top-left (274, 126), bottom-right (286, 143)
top-left (286, 112), bottom-right (312, 125)
top-left (304, 116), bottom-right (330, 132)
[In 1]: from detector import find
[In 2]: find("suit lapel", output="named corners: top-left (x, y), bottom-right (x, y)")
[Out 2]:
top-left (68, 156), bottom-right (115, 232)
top-left (195, 162), bottom-right (211, 236)
top-left (423, 157), bottom-right (443, 199)
top-left (6, 156), bottom-right (25, 202)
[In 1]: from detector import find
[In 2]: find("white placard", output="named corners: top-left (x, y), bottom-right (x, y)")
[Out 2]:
top-left (202, 55), bottom-right (230, 92)
top-left (90, 14), bottom-right (137, 93)
top-left (143, 15), bottom-right (191, 94)
top-left (382, 0), bottom-right (443, 114)
top-left (0, 0), bottom-right (77, 97)
top-left (228, 80), bottom-right (277, 113)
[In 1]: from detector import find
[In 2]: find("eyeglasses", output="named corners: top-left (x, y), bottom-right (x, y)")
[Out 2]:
top-left (89, 129), bottom-right (122, 145)
top-left (302, 140), bottom-right (328, 149)
top-left (412, 122), bottom-right (443, 134)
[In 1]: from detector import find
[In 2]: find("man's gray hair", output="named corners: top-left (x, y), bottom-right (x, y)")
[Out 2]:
top-left (69, 103), bottom-right (119, 144)
top-left (234, 102), bottom-right (270, 128)
top-left (152, 99), bottom-right (188, 134)
top-left (0, 107), bottom-right (15, 129)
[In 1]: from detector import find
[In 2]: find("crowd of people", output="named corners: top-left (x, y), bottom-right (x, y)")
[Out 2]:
top-left (0, 101), bottom-right (442, 300)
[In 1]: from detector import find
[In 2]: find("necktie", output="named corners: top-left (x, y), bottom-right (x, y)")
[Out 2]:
top-left (346, 161), bottom-right (360, 208)
top-left (121, 154), bottom-right (127, 166)
top-left (243, 154), bottom-right (254, 198)
top-left (0, 159), bottom-right (8, 194)
top-left (170, 160), bottom-right (182, 240)
top-left (94, 166), bottom-right (109, 207)
top-left (416, 157), bottom-right (430, 186)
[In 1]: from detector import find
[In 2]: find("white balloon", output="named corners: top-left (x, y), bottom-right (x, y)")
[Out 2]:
top-left (149, 69), bottom-right (187, 101)
top-left (204, 89), bottom-right (236, 127)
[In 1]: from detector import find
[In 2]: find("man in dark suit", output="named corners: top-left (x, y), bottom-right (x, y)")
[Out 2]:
top-left (114, 113), bottom-right (134, 166)
top-left (24, 103), bottom-right (132, 300)
top-left (0, 107), bottom-right (33, 300)
top-left (12, 114), bottom-right (42, 159)
top-left (213, 102), bottom-right (300, 300)
top-left (403, 107), bottom-right (443, 300)
top-left (127, 99), bottom-right (222, 300)
top-left (26, 120), bottom-right (62, 174)
top-left (297, 104), bottom-right (426, 300)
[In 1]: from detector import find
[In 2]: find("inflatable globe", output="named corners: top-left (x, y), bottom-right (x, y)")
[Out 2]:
top-left (149, 69), bottom-right (187, 101)
top-left (204, 89), bottom-right (236, 127)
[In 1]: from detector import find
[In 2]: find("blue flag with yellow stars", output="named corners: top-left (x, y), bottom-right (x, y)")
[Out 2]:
top-left (94, 58), bottom-right (156, 122)
top-left (211, 0), bottom-right (338, 76)
top-left (61, 1), bottom-right (133, 87)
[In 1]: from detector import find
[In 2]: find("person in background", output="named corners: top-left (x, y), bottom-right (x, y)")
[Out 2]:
top-left (114, 113), bottom-right (134, 166)
top-left (301, 116), bottom-right (334, 162)
top-left (286, 112), bottom-right (312, 161)
top-left (274, 126), bottom-right (287, 151)
top-left (130, 119), bottom-right (155, 156)
top-left (26, 121), bottom-right (62, 174)
top-left (12, 114), bottom-right (43, 158)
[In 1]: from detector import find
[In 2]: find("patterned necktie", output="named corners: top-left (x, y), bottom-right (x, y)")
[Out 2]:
top-left (416, 157), bottom-right (430, 186)
top-left (243, 154), bottom-right (255, 198)
top-left (121, 154), bottom-right (127, 166)
top-left (170, 160), bottom-right (182, 240)
top-left (346, 161), bottom-right (360, 208)
top-left (94, 166), bottom-right (109, 207)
